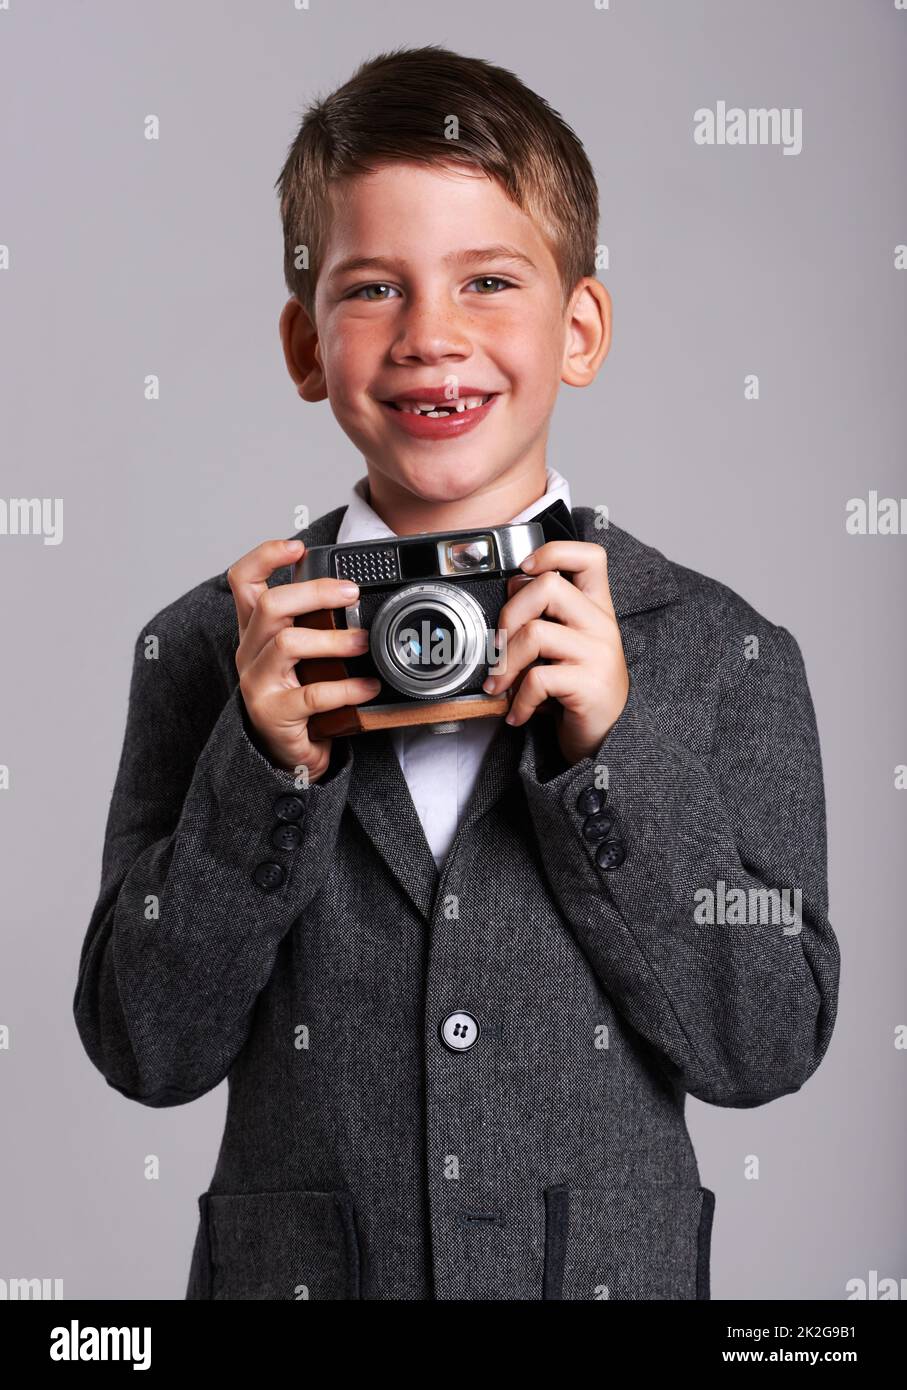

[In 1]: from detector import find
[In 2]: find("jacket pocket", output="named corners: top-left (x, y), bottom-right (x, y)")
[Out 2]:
top-left (543, 1182), bottom-right (715, 1300)
top-left (196, 1189), bottom-right (361, 1300)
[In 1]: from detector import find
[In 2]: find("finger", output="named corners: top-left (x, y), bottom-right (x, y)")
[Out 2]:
top-left (300, 673), bottom-right (382, 715)
top-left (241, 577), bottom-right (362, 667)
top-left (521, 540), bottom-right (614, 617)
top-left (244, 668), bottom-right (382, 733)
top-left (505, 661), bottom-right (584, 726)
top-left (237, 620), bottom-right (370, 681)
top-left (485, 617), bottom-right (588, 692)
top-left (499, 567), bottom-right (606, 639)
top-left (243, 675), bottom-right (382, 758)
top-left (256, 678), bottom-right (380, 733)
top-left (227, 538), bottom-right (305, 637)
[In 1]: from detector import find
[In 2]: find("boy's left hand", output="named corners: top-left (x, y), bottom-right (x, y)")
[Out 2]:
top-left (482, 541), bottom-right (629, 766)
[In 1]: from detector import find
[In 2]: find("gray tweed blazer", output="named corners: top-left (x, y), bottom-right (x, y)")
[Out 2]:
top-left (73, 504), bottom-right (840, 1301)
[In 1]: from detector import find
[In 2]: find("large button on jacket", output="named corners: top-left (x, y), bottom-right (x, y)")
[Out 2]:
top-left (72, 505), bottom-right (840, 1301)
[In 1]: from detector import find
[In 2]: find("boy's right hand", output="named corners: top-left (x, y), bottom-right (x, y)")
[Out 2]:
top-left (227, 539), bottom-right (381, 782)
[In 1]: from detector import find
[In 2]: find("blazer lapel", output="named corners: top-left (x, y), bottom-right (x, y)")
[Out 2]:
top-left (346, 715), bottom-right (526, 919)
top-left (345, 731), bottom-right (440, 917)
top-left (570, 507), bottom-right (680, 619)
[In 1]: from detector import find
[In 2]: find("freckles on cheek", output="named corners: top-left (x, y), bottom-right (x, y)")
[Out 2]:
top-left (332, 318), bottom-right (384, 379)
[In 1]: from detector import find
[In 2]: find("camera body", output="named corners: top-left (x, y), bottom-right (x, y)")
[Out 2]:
top-left (293, 501), bottom-right (573, 737)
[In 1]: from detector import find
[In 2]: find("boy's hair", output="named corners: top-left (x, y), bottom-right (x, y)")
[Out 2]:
top-left (275, 45), bottom-right (600, 323)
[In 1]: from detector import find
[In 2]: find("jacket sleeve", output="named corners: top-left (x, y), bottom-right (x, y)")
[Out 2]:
top-left (518, 620), bottom-right (840, 1108)
top-left (73, 623), bottom-right (354, 1107)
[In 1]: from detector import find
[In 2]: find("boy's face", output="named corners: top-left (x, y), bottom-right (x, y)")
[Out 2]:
top-left (284, 161), bottom-right (609, 510)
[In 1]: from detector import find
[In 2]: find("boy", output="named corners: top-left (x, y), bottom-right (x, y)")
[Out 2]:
top-left (74, 45), bottom-right (840, 1301)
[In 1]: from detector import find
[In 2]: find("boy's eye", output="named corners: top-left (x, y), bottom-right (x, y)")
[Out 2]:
top-left (351, 283), bottom-right (400, 301)
top-left (468, 276), bottom-right (513, 294)
top-left (347, 276), bottom-right (514, 301)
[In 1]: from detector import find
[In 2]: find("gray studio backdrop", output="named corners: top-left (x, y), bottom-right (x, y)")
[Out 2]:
top-left (1, 0), bottom-right (904, 1300)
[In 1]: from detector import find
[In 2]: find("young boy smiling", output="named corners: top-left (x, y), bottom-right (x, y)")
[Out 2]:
top-left (74, 45), bottom-right (840, 1300)
top-left (268, 98), bottom-right (623, 783)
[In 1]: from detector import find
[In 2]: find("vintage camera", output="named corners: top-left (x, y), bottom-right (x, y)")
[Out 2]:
top-left (292, 499), bottom-right (574, 737)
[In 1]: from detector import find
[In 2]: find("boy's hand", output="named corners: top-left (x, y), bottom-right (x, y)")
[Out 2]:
top-left (227, 539), bottom-right (381, 781)
top-left (482, 541), bottom-right (629, 767)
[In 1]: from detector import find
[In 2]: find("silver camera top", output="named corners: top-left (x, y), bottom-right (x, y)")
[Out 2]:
top-left (297, 519), bottom-right (544, 588)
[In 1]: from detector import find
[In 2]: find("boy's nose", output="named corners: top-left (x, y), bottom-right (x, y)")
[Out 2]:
top-left (390, 299), bottom-right (473, 362)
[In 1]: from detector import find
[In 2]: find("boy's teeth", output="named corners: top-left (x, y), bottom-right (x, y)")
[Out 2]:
top-left (397, 395), bottom-right (490, 415)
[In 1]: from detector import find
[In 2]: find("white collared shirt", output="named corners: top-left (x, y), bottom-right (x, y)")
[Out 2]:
top-left (334, 466), bottom-right (573, 868)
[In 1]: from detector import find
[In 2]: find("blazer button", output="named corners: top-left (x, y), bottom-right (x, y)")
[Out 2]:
top-left (583, 810), bottom-right (616, 842)
top-left (253, 861), bottom-right (286, 892)
top-left (439, 1011), bottom-right (480, 1052)
top-left (270, 822), bottom-right (302, 851)
top-left (594, 839), bottom-right (626, 871)
top-left (273, 794), bottom-right (305, 823)
top-left (575, 785), bottom-right (604, 816)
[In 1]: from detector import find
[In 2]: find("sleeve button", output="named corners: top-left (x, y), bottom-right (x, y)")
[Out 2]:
top-left (270, 822), bottom-right (302, 852)
top-left (273, 794), bottom-right (305, 823)
top-left (582, 810), bottom-right (616, 842)
top-left (253, 861), bottom-right (286, 891)
top-left (594, 839), bottom-right (626, 871)
top-left (575, 785), bottom-right (604, 816)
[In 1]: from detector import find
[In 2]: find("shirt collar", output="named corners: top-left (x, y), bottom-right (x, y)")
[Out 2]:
top-left (245, 471), bottom-right (680, 623)
top-left (335, 466), bottom-right (573, 545)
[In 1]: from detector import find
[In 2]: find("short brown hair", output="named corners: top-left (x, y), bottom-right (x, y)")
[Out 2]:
top-left (275, 45), bottom-right (600, 322)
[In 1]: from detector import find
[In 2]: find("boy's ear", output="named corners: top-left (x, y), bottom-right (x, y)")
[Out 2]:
top-left (561, 278), bottom-right (612, 390)
top-left (279, 297), bottom-right (328, 402)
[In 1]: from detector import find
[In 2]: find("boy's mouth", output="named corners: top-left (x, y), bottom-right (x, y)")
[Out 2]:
top-left (377, 389), bottom-right (500, 440)
top-left (381, 392), bottom-right (496, 416)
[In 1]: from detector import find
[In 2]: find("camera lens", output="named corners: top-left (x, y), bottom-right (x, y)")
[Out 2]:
top-left (392, 607), bottom-right (461, 672)
top-left (371, 583), bottom-right (488, 698)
